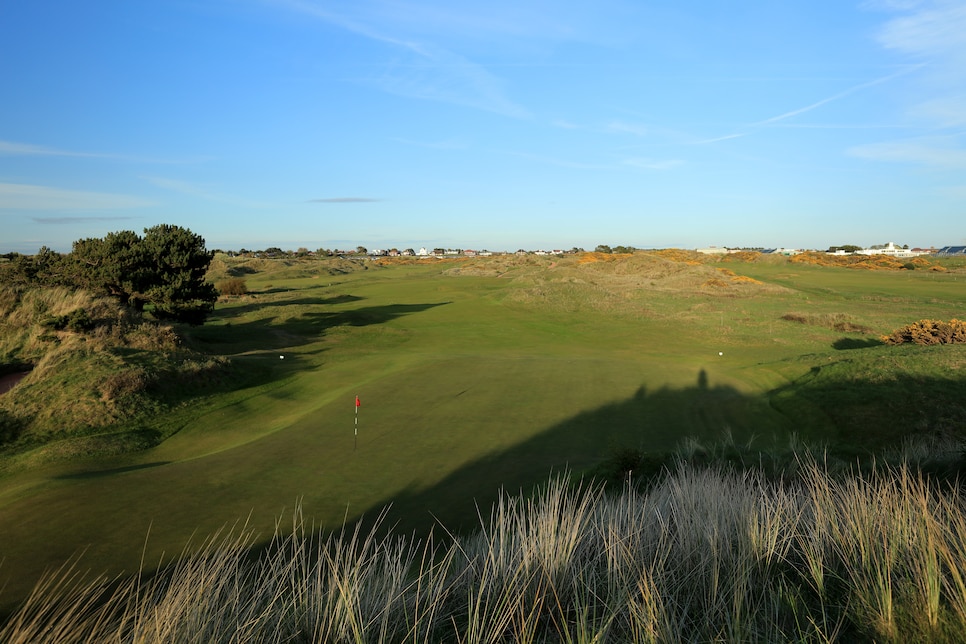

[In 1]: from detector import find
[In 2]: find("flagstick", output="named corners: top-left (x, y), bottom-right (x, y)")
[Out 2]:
top-left (354, 402), bottom-right (358, 451)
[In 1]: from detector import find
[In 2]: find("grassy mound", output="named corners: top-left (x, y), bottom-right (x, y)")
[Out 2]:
top-left (207, 254), bottom-right (375, 283)
top-left (0, 286), bottom-right (231, 466)
top-left (452, 251), bottom-right (792, 315)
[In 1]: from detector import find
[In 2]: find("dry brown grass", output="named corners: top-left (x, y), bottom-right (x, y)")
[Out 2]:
top-left (498, 252), bottom-right (788, 315)
top-left (781, 312), bottom-right (875, 334)
top-left (0, 286), bottom-right (201, 457)
top-left (790, 252), bottom-right (939, 271)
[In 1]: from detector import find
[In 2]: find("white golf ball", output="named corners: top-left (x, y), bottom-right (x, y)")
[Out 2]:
top-left (718, 351), bottom-right (723, 356)
top-left (280, 355), bottom-right (285, 359)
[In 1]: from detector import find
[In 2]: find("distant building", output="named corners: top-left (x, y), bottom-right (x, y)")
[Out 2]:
top-left (855, 242), bottom-right (926, 258)
top-left (936, 246), bottom-right (966, 257)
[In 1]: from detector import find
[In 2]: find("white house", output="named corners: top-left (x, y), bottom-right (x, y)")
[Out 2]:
top-left (856, 242), bottom-right (924, 258)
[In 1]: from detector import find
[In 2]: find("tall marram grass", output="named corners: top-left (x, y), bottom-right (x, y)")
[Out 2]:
top-left (5, 460), bottom-right (966, 642)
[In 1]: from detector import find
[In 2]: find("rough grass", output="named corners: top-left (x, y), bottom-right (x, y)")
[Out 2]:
top-left (0, 285), bottom-right (233, 463)
top-left (6, 453), bottom-right (966, 642)
top-left (489, 252), bottom-right (791, 315)
top-left (780, 312), bottom-right (875, 334)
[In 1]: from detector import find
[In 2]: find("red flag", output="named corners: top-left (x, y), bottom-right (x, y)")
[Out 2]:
top-left (355, 395), bottom-right (361, 408)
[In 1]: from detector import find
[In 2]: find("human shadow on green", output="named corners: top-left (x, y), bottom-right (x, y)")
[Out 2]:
top-left (362, 375), bottom-right (781, 538)
top-left (352, 366), bottom-right (966, 540)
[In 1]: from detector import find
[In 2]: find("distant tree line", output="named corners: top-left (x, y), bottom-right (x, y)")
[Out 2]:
top-left (594, 244), bottom-right (637, 254)
top-left (1, 225), bottom-right (217, 324)
top-left (216, 247), bottom-right (374, 258)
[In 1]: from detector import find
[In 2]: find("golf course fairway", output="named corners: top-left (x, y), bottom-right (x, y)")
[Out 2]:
top-left (1, 252), bottom-right (964, 612)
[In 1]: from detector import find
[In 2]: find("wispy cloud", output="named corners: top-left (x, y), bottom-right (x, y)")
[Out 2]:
top-left (877, 1), bottom-right (966, 125)
top-left (141, 176), bottom-right (267, 207)
top-left (0, 139), bottom-right (211, 164)
top-left (31, 216), bottom-right (139, 224)
top-left (269, 0), bottom-right (530, 118)
top-left (392, 137), bottom-right (468, 150)
top-left (909, 96), bottom-right (966, 127)
top-left (308, 197), bottom-right (383, 203)
top-left (607, 120), bottom-right (650, 137)
top-left (623, 157), bottom-right (684, 170)
top-left (876, 1), bottom-right (966, 61)
top-left (937, 184), bottom-right (966, 199)
top-left (848, 136), bottom-right (966, 167)
top-left (269, 0), bottom-right (631, 47)
top-left (0, 182), bottom-right (155, 210)
top-left (551, 119), bottom-right (580, 130)
top-left (0, 140), bottom-right (104, 158)
top-left (372, 43), bottom-right (530, 118)
top-left (691, 133), bottom-right (747, 144)
top-left (854, 1), bottom-right (966, 165)
top-left (142, 176), bottom-right (215, 198)
top-left (502, 150), bottom-right (611, 170)
top-left (754, 67), bottom-right (921, 126)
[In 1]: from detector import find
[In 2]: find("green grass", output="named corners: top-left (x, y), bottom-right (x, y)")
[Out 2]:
top-left (0, 252), bottom-right (964, 615)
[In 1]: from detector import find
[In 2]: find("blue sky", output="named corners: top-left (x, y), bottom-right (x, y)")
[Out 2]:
top-left (2, 0), bottom-right (965, 253)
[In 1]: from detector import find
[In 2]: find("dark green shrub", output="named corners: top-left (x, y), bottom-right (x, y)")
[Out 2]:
top-left (43, 308), bottom-right (95, 333)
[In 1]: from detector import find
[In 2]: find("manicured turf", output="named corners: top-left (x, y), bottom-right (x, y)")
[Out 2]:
top-left (0, 254), bottom-right (964, 611)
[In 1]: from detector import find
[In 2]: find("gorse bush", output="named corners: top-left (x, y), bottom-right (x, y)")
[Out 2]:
top-left (882, 319), bottom-right (966, 345)
top-left (7, 459), bottom-right (966, 642)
